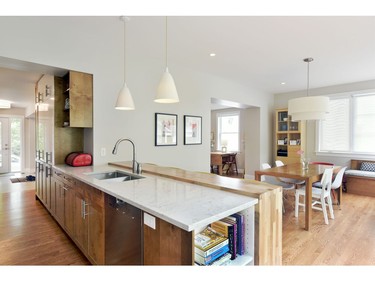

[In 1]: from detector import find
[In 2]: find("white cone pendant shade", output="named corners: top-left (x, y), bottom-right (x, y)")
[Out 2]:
top-left (115, 82), bottom-right (135, 110)
top-left (288, 96), bottom-right (329, 121)
top-left (115, 16), bottom-right (135, 110)
top-left (155, 67), bottom-right (179, 103)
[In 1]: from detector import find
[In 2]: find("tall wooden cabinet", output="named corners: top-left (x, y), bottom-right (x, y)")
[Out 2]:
top-left (35, 70), bottom-right (94, 260)
top-left (54, 70), bottom-right (92, 164)
top-left (275, 108), bottom-right (305, 164)
top-left (61, 71), bottom-right (93, 128)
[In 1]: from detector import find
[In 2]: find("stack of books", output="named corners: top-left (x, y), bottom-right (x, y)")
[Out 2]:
top-left (194, 227), bottom-right (230, 265)
top-left (210, 212), bottom-right (245, 261)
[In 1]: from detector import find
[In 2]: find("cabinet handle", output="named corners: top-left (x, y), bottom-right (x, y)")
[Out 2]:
top-left (46, 167), bottom-right (52, 177)
top-left (46, 152), bottom-right (52, 164)
top-left (81, 200), bottom-right (89, 219)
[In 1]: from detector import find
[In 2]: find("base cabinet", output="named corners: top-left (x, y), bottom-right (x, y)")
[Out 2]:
top-left (63, 181), bottom-right (75, 236)
top-left (74, 183), bottom-right (105, 265)
top-left (53, 176), bottom-right (65, 227)
top-left (143, 215), bottom-right (193, 265)
top-left (50, 169), bottom-right (104, 265)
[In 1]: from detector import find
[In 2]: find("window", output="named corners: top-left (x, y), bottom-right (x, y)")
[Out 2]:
top-left (217, 112), bottom-right (239, 152)
top-left (318, 93), bottom-right (375, 154)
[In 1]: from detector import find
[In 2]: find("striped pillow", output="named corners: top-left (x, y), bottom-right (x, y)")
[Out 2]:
top-left (360, 162), bottom-right (375, 172)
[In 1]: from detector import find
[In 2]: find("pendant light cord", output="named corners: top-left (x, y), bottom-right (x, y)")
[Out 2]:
top-left (123, 17), bottom-right (127, 81)
top-left (165, 16), bottom-right (168, 68)
top-left (304, 57), bottom-right (313, 97)
top-left (306, 60), bottom-right (309, 97)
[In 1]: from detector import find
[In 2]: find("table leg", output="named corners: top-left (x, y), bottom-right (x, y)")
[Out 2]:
top-left (255, 172), bottom-right (261, 181)
top-left (218, 165), bottom-right (223, 176)
top-left (305, 178), bottom-right (312, 231)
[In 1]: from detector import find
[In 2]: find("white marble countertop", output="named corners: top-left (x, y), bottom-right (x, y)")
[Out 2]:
top-left (53, 164), bottom-right (258, 232)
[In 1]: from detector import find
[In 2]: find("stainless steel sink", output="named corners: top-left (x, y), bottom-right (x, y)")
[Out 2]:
top-left (89, 170), bottom-right (144, 182)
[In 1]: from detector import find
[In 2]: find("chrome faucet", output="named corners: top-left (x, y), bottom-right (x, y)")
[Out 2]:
top-left (112, 138), bottom-right (141, 174)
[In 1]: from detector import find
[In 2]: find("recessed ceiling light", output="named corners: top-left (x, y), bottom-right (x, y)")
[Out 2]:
top-left (280, 82), bottom-right (286, 85)
top-left (210, 53), bottom-right (216, 57)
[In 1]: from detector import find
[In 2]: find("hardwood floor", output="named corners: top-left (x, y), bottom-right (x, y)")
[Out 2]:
top-left (282, 189), bottom-right (375, 265)
top-left (1, 177), bottom-right (374, 266)
top-left (0, 181), bottom-right (89, 265)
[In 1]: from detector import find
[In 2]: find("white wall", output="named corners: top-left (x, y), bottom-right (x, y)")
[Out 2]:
top-left (0, 16), bottom-right (273, 173)
top-left (274, 79), bottom-right (375, 168)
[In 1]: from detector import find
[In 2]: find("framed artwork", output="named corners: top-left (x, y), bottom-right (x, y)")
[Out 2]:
top-left (184, 115), bottom-right (202, 145)
top-left (155, 113), bottom-right (178, 146)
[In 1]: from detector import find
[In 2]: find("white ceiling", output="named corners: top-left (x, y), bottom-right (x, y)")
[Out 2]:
top-left (0, 67), bottom-right (41, 109)
top-left (149, 16), bottom-right (375, 94)
top-left (2, 16), bottom-right (375, 109)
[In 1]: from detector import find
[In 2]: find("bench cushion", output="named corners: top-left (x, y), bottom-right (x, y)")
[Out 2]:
top-left (360, 162), bottom-right (375, 172)
top-left (345, 169), bottom-right (375, 178)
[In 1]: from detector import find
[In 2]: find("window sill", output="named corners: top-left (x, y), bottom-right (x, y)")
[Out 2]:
top-left (316, 151), bottom-right (375, 159)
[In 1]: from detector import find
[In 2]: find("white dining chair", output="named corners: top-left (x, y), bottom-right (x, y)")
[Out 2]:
top-left (295, 167), bottom-right (334, 225)
top-left (312, 166), bottom-right (347, 208)
top-left (261, 163), bottom-right (295, 213)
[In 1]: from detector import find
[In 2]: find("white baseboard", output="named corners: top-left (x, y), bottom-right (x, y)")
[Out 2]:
top-left (244, 174), bottom-right (255, 180)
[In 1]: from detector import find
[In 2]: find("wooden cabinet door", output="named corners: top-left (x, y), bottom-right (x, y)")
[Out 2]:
top-left (49, 172), bottom-right (56, 215)
top-left (74, 190), bottom-right (88, 252)
top-left (54, 179), bottom-right (65, 227)
top-left (44, 165), bottom-right (52, 210)
top-left (35, 162), bottom-right (41, 198)
top-left (37, 162), bottom-right (44, 200)
top-left (69, 71), bottom-right (93, 128)
top-left (64, 184), bottom-right (75, 236)
top-left (87, 200), bottom-right (104, 265)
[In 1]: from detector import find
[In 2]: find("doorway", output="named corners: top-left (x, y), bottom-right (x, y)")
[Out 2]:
top-left (0, 117), bottom-right (23, 173)
top-left (210, 98), bottom-right (260, 179)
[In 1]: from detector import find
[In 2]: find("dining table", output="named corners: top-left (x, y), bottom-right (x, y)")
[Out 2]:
top-left (254, 162), bottom-right (341, 231)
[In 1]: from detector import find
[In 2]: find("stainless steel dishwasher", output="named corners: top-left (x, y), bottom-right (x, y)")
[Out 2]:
top-left (105, 194), bottom-right (143, 265)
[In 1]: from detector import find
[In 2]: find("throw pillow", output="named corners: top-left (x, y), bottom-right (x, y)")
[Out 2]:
top-left (360, 162), bottom-right (375, 172)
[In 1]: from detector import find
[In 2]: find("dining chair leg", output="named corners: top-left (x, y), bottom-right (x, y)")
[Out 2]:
top-left (327, 196), bottom-right (335, 220)
top-left (321, 196), bottom-right (329, 224)
top-left (294, 192), bottom-right (299, 218)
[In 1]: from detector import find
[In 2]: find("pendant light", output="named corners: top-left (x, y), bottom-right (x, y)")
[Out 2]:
top-left (155, 16), bottom-right (179, 103)
top-left (115, 16), bottom-right (135, 110)
top-left (288, 58), bottom-right (329, 121)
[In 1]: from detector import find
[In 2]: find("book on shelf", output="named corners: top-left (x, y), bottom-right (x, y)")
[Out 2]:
top-left (221, 217), bottom-right (237, 260)
top-left (211, 219), bottom-right (237, 260)
top-left (194, 244), bottom-right (230, 265)
top-left (195, 237), bottom-right (229, 257)
top-left (194, 226), bottom-right (227, 251)
top-left (207, 252), bottom-right (232, 266)
top-left (230, 213), bottom-right (245, 255)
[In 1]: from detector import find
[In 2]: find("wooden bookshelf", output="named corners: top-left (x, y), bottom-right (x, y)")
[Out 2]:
top-left (275, 108), bottom-right (306, 164)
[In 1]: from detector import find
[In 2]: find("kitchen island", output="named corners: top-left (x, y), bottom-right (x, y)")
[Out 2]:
top-left (40, 162), bottom-right (281, 265)
top-left (109, 161), bottom-right (283, 265)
